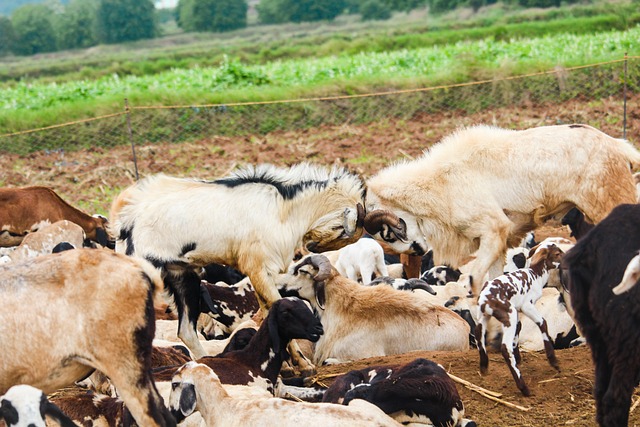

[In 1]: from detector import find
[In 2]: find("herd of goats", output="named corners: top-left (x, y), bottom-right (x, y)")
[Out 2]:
top-left (1, 122), bottom-right (640, 427)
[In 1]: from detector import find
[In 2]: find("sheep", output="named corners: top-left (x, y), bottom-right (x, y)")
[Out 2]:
top-left (0, 249), bottom-right (175, 427)
top-left (363, 124), bottom-right (640, 298)
top-left (4, 220), bottom-right (85, 263)
top-left (168, 361), bottom-right (402, 427)
top-left (0, 186), bottom-right (112, 248)
top-left (0, 384), bottom-right (76, 427)
top-left (334, 237), bottom-right (388, 285)
top-left (612, 251), bottom-right (640, 294)
top-left (109, 164), bottom-right (366, 374)
top-left (562, 203), bottom-right (640, 426)
top-left (475, 243), bottom-right (564, 396)
top-left (329, 359), bottom-right (476, 427)
top-left (277, 254), bottom-right (470, 365)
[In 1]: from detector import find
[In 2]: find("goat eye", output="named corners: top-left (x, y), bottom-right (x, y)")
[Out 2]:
top-left (171, 382), bottom-right (179, 390)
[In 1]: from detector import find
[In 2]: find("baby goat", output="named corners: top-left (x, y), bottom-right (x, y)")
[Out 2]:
top-left (0, 384), bottom-right (76, 427)
top-left (475, 243), bottom-right (564, 396)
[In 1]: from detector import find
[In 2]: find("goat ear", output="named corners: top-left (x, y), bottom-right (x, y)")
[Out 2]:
top-left (42, 400), bottom-right (77, 427)
top-left (268, 309), bottom-right (282, 354)
top-left (0, 399), bottom-right (19, 425)
top-left (199, 283), bottom-right (219, 315)
top-left (179, 384), bottom-right (197, 417)
top-left (314, 281), bottom-right (326, 310)
top-left (528, 244), bottom-right (540, 258)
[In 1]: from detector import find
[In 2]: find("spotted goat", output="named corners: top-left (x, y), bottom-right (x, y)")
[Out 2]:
top-left (475, 243), bottom-right (565, 396)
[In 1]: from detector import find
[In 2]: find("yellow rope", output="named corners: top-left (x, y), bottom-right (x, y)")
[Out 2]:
top-left (0, 112), bottom-right (126, 138)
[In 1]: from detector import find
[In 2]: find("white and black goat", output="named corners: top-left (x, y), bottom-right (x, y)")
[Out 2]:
top-left (475, 243), bottom-right (564, 396)
top-left (323, 358), bottom-right (476, 427)
top-left (109, 163), bottom-right (393, 376)
top-left (0, 385), bottom-right (76, 427)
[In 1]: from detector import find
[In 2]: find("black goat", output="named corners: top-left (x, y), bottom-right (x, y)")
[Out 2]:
top-left (562, 203), bottom-right (640, 426)
top-left (561, 207), bottom-right (595, 240)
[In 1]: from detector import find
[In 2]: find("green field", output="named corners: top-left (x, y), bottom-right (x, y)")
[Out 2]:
top-left (1, 1), bottom-right (639, 136)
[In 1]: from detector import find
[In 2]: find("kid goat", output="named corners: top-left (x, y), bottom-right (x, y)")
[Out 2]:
top-left (475, 243), bottom-right (564, 396)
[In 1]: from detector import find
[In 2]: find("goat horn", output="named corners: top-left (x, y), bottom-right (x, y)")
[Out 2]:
top-left (293, 254), bottom-right (333, 282)
top-left (363, 209), bottom-right (407, 240)
top-left (356, 203), bottom-right (365, 229)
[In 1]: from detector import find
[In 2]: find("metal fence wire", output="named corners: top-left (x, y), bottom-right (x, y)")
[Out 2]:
top-left (1, 56), bottom-right (638, 159)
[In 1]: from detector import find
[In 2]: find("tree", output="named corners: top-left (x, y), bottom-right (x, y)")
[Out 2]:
top-left (11, 4), bottom-right (57, 55)
top-left (360, 0), bottom-right (391, 20)
top-left (0, 16), bottom-right (16, 56)
top-left (177, 0), bottom-right (247, 32)
top-left (257, 0), bottom-right (346, 23)
top-left (96, 0), bottom-right (156, 44)
top-left (54, 0), bottom-right (98, 50)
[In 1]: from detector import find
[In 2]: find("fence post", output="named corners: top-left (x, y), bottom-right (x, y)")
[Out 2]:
top-left (124, 98), bottom-right (140, 181)
top-left (623, 53), bottom-right (628, 139)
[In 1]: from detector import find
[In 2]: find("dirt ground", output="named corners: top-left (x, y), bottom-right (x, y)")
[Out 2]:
top-left (2, 94), bottom-right (640, 426)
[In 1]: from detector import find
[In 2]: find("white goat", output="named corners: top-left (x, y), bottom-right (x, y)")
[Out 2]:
top-left (0, 384), bottom-right (76, 427)
top-left (334, 238), bottom-right (388, 285)
top-left (364, 124), bottom-right (640, 297)
top-left (168, 362), bottom-right (402, 427)
top-left (476, 243), bottom-right (564, 396)
top-left (5, 220), bottom-right (85, 263)
top-left (277, 255), bottom-right (470, 365)
top-left (110, 163), bottom-right (366, 375)
top-left (0, 249), bottom-right (175, 427)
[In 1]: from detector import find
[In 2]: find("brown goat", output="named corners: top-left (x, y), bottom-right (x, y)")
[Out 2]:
top-left (0, 186), bottom-right (112, 248)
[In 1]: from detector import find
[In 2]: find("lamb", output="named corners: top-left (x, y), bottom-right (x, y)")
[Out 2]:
top-left (334, 237), bottom-right (388, 285)
top-left (364, 124), bottom-right (640, 298)
top-left (277, 254), bottom-right (470, 365)
top-left (0, 249), bottom-right (175, 427)
top-left (612, 251), bottom-right (640, 294)
top-left (0, 384), bottom-right (76, 427)
top-left (323, 358), bottom-right (476, 427)
top-left (562, 203), bottom-right (640, 426)
top-left (475, 243), bottom-right (565, 396)
top-left (109, 163), bottom-right (366, 373)
top-left (0, 186), bottom-right (112, 248)
top-left (4, 220), bottom-right (85, 263)
top-left (168, 361), bottom-right (402, 427)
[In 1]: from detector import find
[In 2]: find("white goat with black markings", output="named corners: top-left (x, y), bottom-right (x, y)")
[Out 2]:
top-left (168, 362), bottom-right (402, 427)
top-left (475, 243), bottom-right (564, 396)
top-left (334, 237), bottom-right (388, 285)
top-left (0, 384), bottom-right (77, 427)
top-left (364, 124), bottom-right (640, 298)
top-left (277, 255), bottom-right (470, 365)
top-left (110, 163), bottom-right (367, 375)
top-left (0, 249), bottom-right (175, 427)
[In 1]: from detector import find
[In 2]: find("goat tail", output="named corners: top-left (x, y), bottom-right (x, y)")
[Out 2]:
top-left (131, 256), bottom-right (165, 298)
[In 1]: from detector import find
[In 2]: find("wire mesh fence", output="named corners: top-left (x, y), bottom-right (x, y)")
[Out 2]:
top-left (1, 56), bottom-right (638, 165)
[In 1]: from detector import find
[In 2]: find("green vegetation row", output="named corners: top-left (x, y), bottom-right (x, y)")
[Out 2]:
top-left (1, 1), bottom-right (639, 85)
top-left (1, 26), bottom-right (638, 136)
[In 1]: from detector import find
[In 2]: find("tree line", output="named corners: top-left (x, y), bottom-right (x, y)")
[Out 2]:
top-left (0, 0), bottom-right (582, 57)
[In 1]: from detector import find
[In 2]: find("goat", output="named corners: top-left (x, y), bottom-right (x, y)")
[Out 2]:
top-left (48, 388), bottom-right (134, 427)
top-left (368, 276), bottom-right (437, 294)
top-left (168, 361), bottom-right (402, 427)
top-left (364, 124), bottom-right (640, 297)
top-left (199, 277), bottom-right (259, 339)
top-left (561, 207), bottom-right (595, 240)
top-left (333, 359), bottom-right (476, 427)
top-left (562, 203), bottom-right (640, 426)
top-left (5, 220), bottom-right (85, 263)
top-left (0, 249), bottom-right (175, 427)
top-left (334, 237), bottom-right (388, 285)
top-left (0, 384), bottom-right (76, 427)
top-left (612, 251), bottom-right (640, 294)
top-left (277, 255), bottom-right (470, 364)
top-left (0, 186), bottom-right (112, 248)
top-left (109, 164), bottom-right (366, 375)
top-left (475, 243), bottom-right (564, 396)
top-left (420, 265), bottom-right (462, 286)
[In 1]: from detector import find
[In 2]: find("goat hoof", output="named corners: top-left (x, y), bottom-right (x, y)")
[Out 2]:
top-left (520, 385), bottom-right (531, 397)
top-left (299, 366), bottom-right (317, 377)
top-left (279, 365), bottom-right (296, 378)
